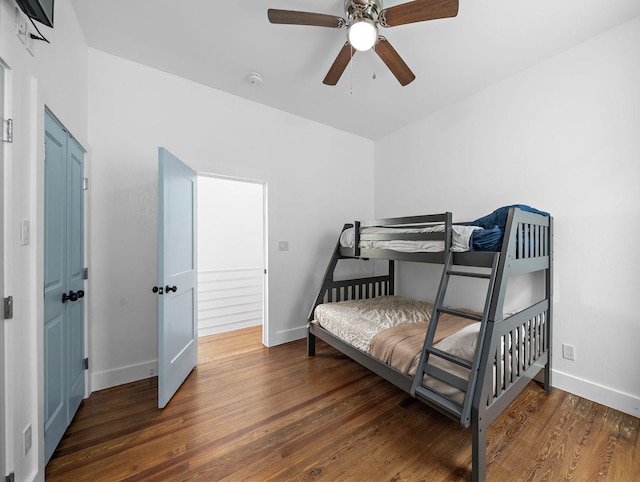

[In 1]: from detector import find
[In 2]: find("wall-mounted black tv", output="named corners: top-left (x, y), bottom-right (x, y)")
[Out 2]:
top-left (15, 0), bottom-right (54, 28)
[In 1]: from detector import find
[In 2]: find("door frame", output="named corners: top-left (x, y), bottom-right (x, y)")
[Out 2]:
top-left (0, 61), bottom-right (6, 481)
top-left (196, 173), bottom-right (269, 346)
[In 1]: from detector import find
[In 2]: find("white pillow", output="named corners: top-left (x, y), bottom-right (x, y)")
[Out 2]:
top-left (433, 322), bottom-right (480, 360)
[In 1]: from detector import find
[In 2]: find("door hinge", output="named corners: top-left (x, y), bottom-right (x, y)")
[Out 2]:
top-left (2, 118), bottom-right (13, 143)
top-left (5, 472), bottom-right (15, 482)
top-left (83, 267), bottom-right (89, 280)
top-left (3, 296), bottom-right (13, 320)
top-left (83, 178), bottom-right (88, 191)
top-left (83, 358), bottom-right (89, 370)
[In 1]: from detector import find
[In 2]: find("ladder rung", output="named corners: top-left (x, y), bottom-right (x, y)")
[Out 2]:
top-left (447, 270), bottom-right (491, 279)
top-left (414, 385), bottom-right (463, 418)
top-left (437, 307), bottom-right (482, 322)
top-left (425, 365), bottom-right (470, 391)
top-left (426, 347), bottom-right (473, 369)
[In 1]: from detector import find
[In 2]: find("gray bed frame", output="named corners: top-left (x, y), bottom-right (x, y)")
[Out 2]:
top-left (307, 207), bottom-right (553, 482)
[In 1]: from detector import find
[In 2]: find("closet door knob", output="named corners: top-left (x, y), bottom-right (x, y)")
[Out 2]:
top-left (62, 291), bottom-right (79, 303)
top-left (152, 286), bottom-right (164, 295)
top-left (165, 285), bottom-right (177, 293)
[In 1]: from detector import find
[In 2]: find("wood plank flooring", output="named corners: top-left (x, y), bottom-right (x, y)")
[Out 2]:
top-left (46, 326), bottom-right (639, 481)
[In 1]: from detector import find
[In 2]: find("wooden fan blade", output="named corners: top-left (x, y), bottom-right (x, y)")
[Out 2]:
top-left (375, 37), bottom-right (415, 86)
top-left (380, 0), bottom-right (459, 27)
top-left (323, 43), bottom-right (355, 86)
top-left (267, 9), bottom-right (345, 28)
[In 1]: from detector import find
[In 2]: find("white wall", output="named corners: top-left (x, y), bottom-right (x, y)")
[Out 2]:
top-left (0, 0), bottom-right (88, 480)
top-left (374, 17), bottom-right (640, 417)
top-left (86, 48), bottom-right (374, 390)
top-left (197, 176), bottom-right (263, 270)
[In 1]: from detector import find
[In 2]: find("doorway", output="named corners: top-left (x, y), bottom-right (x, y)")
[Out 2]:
top-left (196, 176), bottom-right (266, 340)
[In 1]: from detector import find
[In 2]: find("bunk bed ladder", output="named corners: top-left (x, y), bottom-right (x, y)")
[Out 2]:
top-left (410, 251), bottom-right (500, 425)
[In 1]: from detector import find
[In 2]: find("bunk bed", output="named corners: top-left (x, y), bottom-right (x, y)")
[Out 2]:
top-left (307, 206), bottom-right (553, 482)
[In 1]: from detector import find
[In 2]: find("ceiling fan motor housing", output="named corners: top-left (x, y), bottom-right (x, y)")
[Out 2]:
top-left (346, 0), bottom-right (382, 23)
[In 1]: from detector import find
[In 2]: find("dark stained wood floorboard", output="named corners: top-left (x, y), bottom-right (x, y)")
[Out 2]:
top-left (46, 326), bottom-right (640, 481)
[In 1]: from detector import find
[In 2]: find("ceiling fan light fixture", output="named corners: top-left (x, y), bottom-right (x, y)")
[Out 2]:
top-left (348, 18), bottom-right (378, 51)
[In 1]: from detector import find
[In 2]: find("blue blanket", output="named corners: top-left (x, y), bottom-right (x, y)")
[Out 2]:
top-left (469, 205), bottom-right (549, 252)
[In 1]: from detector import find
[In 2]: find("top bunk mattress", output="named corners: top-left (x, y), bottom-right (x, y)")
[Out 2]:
top-left (339, 204), bottom-right (550, 255)
top-left (339, 224), bottom-right (480, 253)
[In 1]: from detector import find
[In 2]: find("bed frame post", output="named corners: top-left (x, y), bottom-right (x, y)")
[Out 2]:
top-left (471, 409), bottom-right (487, 482)
top-left (544, 216), bottom-right (554, 391)
top-left (307, 225), bottom-right (350, 357)
top-left (307, 332), bottom-right (316, 357)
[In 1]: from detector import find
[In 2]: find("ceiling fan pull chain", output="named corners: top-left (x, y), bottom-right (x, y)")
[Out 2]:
top-left (350, 44), bottom-right (354, 95)
top-left (373, 43), bottom-right (377, 80)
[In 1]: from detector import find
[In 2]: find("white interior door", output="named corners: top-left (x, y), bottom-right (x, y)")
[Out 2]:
top-left (157, 147), bottom-right (197, 408)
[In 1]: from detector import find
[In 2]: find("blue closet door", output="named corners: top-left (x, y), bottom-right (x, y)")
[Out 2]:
top-left (44, 110), bottom-right (85, 463)
top-left (157, 147), bottom-right (197, 408)
top-left (66, 136), bottom-right (85, 419)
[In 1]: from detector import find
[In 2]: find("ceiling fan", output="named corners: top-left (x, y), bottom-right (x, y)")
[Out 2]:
top-left (267, 0), bottom-right (459, 86)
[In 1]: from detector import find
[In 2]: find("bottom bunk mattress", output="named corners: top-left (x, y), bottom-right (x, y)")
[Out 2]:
top-left (312, 295), bottom-right (435, 352)
top-left (312, 295), bottom-right (481, 404)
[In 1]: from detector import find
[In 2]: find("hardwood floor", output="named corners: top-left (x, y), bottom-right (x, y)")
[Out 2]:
top-left (46, 326), bottom-right (639, 481)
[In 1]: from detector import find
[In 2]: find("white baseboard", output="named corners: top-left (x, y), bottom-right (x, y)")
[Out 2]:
top-left (91, 359), bottom-right (158, 392)
top-left (553, 369), bottom-right (640, 418)
top-left (198, 320), bottom-right (261, 338)
top-left (266, 325), bottom-right (308, 347)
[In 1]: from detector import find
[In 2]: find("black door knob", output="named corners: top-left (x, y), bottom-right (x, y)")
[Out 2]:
top-left (62, 290), bottom-right (79, 303)
top-left (152, 286), bottom-right (164, 295)
top-left (77, 290), bottom-right (85, 299)
top-left (165, 285), bottom-right (177, 293)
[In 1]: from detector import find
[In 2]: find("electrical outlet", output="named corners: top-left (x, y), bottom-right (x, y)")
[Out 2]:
top-left (23, 424), bottom-right (32, 456)
top-left (562, 343), bottom-right (575, 361)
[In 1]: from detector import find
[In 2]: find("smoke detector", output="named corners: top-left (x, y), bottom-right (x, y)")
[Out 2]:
top-left (247, 72), bottom-right (263, 86)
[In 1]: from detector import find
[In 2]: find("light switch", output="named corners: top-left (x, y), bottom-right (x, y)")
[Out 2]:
top-left (20, 219), bottom-right (30, 246)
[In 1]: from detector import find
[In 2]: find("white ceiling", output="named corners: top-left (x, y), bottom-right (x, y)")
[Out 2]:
top-left (70, 0), bottom-right (640, 140)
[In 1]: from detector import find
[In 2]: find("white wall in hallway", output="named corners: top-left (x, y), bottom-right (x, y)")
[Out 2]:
top-left (197, 176), bottom-right (263, 270)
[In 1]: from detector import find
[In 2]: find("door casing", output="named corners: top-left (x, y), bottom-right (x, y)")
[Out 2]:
top-left (0, 61), bottom-right (6, 481)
